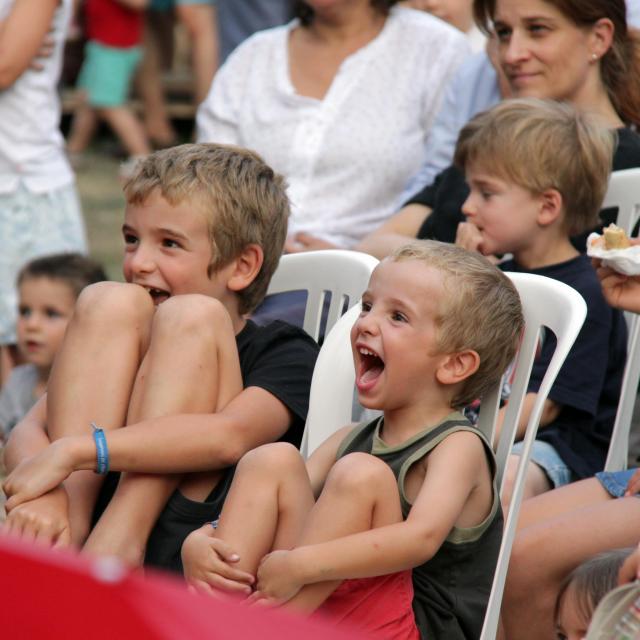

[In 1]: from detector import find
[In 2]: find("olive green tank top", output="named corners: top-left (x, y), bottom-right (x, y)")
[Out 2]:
top-left (337, 412), bottom-right (503, 640)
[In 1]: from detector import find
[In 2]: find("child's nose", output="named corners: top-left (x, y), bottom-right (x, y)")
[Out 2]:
top-left (130, 246), bottom-right (156, 274)
top-left (461, 194), bottom-right (475, 218)
top-left (356, 310), bottom-right (380, 335)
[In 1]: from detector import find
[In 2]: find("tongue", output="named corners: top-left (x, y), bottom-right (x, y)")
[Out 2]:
top-left (361, 362), bottom-right (384, 383)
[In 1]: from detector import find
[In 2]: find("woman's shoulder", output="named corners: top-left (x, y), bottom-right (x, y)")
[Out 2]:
top-left (223, 20), bottom-right (293, 62)
top-left (613, 127), bottom-right (640, 171)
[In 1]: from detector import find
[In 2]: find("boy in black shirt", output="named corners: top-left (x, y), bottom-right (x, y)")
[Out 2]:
top-left (2, 144), bottom-right (319, 569)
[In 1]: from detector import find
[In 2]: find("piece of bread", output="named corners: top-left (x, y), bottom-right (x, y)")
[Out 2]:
top-left (603, 224), bottom-right (631, 250)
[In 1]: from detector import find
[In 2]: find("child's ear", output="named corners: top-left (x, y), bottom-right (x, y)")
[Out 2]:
top-left (537, 188), bottom-right (563, 227)
top-left (226, 244), bottom-right (264, 292)
top-left (436, 350), bottom-right (480, 386)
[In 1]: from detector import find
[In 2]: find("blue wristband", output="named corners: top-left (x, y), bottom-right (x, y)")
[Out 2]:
top-left (91, 422), bottom-right (109, 475)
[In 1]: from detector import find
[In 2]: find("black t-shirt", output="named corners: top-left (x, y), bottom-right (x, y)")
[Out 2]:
top-left (412, 127), bottom-right (640, 248)
top-left (500, 255), bottom-right (627, 479)
top-left (95, 320), bottom-right (319, 573)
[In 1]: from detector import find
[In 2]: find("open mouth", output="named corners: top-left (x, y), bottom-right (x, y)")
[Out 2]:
top-left (143, 286), bottom-right (170, 305)
top-left (356, 346), bottom-right (385, 391)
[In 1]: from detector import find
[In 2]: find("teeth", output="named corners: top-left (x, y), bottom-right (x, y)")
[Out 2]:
top-left (359, 347), bottom-right (376, 357)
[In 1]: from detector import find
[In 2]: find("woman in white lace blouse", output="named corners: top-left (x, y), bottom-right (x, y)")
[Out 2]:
top-left (197, 0), bottom-right (468, 251)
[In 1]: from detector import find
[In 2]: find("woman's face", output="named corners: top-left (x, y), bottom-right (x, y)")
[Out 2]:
top-left (493, 0), bottom-right (605, 104)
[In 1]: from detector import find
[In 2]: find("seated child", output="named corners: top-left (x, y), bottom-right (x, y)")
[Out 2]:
top-left (181, 241), bottom-right (524, 640)
top-left (0, 253), bottom-right (106, 439)
top-left (2, 143), bottom-right (319, 566)
top-left (455, 98), bottom-right (628, 503)
top-left (555, 548), bottom-right (633, 640)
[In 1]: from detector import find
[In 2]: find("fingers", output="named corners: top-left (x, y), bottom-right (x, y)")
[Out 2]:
top-left (625, 469), bottom-right (640, 496)
top-left (208, 537), bottom-right (241, 563)
top-left (618, 546), bottom-right (640, 585)
top-left (204, 573), bottom-right (253, 595)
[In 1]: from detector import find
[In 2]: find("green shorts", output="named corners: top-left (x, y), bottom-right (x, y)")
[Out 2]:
top-left (77, 40), bottom-right (142, 108)
top-left (150, 0), bottom-right (214, 10)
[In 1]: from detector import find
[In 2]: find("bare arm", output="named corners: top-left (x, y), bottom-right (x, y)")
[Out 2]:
top-left (4, 386), bottom-right (292, 507)
top-left (494, 392), bottom-right (561, 446)
top-left (0, 0), bottom-right (58, 88)
top-left (354, 204), bottom-right (431, 259)
top-left (260, 432), bottom-right (488, 591)
top-left (305, 425), bottom-right (355, 498)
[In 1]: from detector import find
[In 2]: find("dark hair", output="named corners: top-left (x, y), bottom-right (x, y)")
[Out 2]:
top-left (555, 548), bottom-right (635, 626)
top-left (17, 253), bottom-right (108, 298)
top-left (294, 0), bottom-right (397, 26)
top-left (473, 0), bottom-right (640, 126)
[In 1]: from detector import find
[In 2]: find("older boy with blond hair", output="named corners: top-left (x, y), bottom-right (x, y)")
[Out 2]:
top-left (455, 98), bottom-right (627, 504)
top-left (2, 144), bottom-right (319, 572)
top-left (181, 241), bottom-right (524, 640)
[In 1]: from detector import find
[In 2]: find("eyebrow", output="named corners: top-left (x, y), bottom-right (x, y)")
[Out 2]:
top-left (121, 223), bottom-right (190, 241)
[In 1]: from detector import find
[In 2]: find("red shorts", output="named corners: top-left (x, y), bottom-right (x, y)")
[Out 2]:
top-left (313, 571), bottom-right (420, 640)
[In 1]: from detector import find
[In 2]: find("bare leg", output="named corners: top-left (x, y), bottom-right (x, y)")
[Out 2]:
top-left (84, 295), bottom-right (243, 565)
top-left (286, 452), bottom-right (403, 613)
top-left (501, 454), bottom-right (551, 514)
top-left (137, 15), bottom-right (176, 147)
top-left (66, 99), bottom-right (98, 155)
top-left (97, 106), bottom-right (152, 157)
top-left (501, 493), bottom-right (640, 640)
top-left (175, 4), bottom-right (219, 106)
top-left (210, 449), bottom-right (403, 614)
top-left (46, 282), bottom-right (155, 544)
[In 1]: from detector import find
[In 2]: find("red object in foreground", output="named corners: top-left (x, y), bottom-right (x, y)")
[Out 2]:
top-left (0, 534), bottom-right (368, 639)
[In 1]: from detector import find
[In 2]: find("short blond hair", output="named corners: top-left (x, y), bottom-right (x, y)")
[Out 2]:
top-left (454, 98), bottom-right (616, 236)
top-left (124, 143), bottom-right (290, 314)
top-left (391, 241), bottom-right (524, 408)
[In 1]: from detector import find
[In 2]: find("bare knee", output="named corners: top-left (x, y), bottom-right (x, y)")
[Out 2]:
top-left (325, 453), bottom-right (396, 496)
top-left (152, 294), bottom-right (232, 340)
top-left (237, 443), bottom-right (304, 478)
top-left (74, 282), bottom-right (154, 330)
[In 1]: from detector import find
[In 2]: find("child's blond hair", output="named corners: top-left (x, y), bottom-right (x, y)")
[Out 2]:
top-left (391, 241), bottom-right (524, 408)
top-left (454, 98), bottom-right (616, 235)
top-left (124, 143), bottom-right (290, 314)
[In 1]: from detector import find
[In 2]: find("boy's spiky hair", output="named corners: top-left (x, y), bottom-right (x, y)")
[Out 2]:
top-left (391, 241), bottom-right (524, 408)
top-left (124, 143), bottom-right (290, 314)
top-left (454, 98), bottom-right (616, 235)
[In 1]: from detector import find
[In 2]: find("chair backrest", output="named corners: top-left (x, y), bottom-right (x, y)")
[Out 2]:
top-left (602, 167), bottom-right (640, 236)
top-left (600, 168), bottom-right (640, 472)
top-left (478, 272), bottom-right (587, 640)
top-left (266, 250), bottom-right (379, 342)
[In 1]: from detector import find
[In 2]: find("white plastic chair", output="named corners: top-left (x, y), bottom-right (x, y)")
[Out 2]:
top-left (301, 271), bottom-right (587, 634)
top-left (478, 272), bottom-right (587, 640)
top-left (600, 168), bottom-right (640, 471)
top-left (602, 167), bottom-right (640, 236)
top-left (266, 250), bottom-right (379, 342)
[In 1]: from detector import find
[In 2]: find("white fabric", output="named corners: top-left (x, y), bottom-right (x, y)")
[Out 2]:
top-left (0, 0), bottom-right (75, 194)
top-left (197, 7), bottom-right (469, 248)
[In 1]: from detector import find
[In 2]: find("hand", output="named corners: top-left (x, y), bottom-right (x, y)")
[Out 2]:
top-left (248, 549), bottom-right (302, 606)
top-left (285, 233), bottom-right (339, 254)
top-left (2, 486), bottom-right (71, 547)
top-left (618, 542), bottom-right (640, 584)
top-left (455, 222), bottom-right (484, 254)
top-left (3, 439), bottom-right (75, 509)
top-left (594, 261), bottom-right (640, 314)
top-left (624, 468), bottom-right (640, 496)
top-left (29, 33), bottom-right (55, 71)
top-left (182, 524), bottom-right (254, 596)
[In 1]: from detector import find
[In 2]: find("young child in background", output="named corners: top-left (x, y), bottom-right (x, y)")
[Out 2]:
top-left (66, 0), bottom-right (152, 176)
top-left (181, 241), bottom-right (524, 640)
top-left (0, 253), bottom-right (106, 440)
top-left (555, 549), bottom-right (633, 640)
top-left (2, 143), bottom-right (318, 568)
top-left (455, 98), bottom-right (628, 505)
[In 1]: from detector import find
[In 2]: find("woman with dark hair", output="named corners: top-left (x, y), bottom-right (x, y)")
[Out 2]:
top-left (355, 0), bottom-right (640, 258)
top-left (196, 0), bottom-right (469, 251)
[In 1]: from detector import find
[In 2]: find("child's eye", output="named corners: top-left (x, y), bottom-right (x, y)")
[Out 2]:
top-left (45, 307), bottom-right (63, 319)
top-left (162, 238), bottom-right (181, 249)
top-left (481, 191), bottom-right (493, 200)
top-left (123, 233), bottom-right (138, 245)
top-left (392, 311), bottom-right (408, 323)
top-left (361, 301), bottom-right (372, 313)
top-left (18, 305), bottom-right (31, 318)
